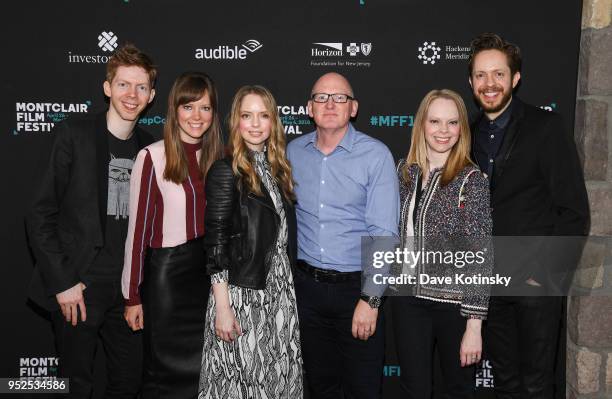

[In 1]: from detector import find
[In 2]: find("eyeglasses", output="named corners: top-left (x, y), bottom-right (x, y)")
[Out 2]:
top-left (311, 93), bottom-right (355, 103)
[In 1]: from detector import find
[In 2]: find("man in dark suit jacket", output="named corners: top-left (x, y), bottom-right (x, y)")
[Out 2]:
top-left (468, 33), bottom-right (589, 398)
top-left (26, 43), bottom-right (156, 398)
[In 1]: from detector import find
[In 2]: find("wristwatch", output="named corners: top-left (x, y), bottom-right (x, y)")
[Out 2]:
top-left (360, 294), bottom-right (382, 309)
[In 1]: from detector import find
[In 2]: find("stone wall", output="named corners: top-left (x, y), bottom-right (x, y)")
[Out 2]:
top-left (568, 0), bottom-right (612, 397)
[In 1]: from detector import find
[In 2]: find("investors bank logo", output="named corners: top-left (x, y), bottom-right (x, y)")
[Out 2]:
top-left (13, 101), bottom-right (91, 135)
top-left (417, 41), bottom-right (471, 65)
top-left (310, 42), bottom-right (373, 68)
top-left (98, 31), bottom-right (118, 52)
top-left (68, 31), bottom-right (120, 64)
top-left (195, 39), bottom-right (263, 60)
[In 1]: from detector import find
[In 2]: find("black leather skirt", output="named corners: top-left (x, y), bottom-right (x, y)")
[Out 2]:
top-left (141, 237), bottom-right (210, 399)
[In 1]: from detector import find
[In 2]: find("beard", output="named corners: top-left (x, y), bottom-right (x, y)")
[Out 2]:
top-left (474, 86), bottom-right (512, 114)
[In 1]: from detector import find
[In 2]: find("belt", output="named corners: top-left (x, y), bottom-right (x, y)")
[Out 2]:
top-left (296, 260), bottom-right (361, 283)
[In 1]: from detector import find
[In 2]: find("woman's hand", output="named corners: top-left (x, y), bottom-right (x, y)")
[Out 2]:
top-left (460, 319), bottom-right (482, 367)
top-left (215, 305), bottom-right (242, 342)
top-left (124, 304), bottom-right (144, 331)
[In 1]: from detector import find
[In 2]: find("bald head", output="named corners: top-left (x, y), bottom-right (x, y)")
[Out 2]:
top-left (307, 72), bottom-right (358, 135)
top-left (311, 72), bottom-right (354, 97)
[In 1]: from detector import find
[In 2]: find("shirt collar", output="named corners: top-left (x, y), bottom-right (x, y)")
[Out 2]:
top-left (481, 97), bottom-right (514, 130)
top-left (307, 123), bottom-right (356, 153)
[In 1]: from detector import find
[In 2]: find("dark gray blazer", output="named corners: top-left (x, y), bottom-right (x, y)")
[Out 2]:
top-left (26, 112), bottom-right (154, 310)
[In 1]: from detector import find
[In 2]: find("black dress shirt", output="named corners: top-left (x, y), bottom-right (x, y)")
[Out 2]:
top-left (474, 99), bottom-right (514, 178)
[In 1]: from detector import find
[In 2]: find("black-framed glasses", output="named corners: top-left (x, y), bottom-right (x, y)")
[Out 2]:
top-left (311, 93), bottom-right (355, 103)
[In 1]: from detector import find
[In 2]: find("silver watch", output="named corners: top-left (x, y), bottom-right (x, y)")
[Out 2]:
top-left (360, 294), bottom-right (382, 309)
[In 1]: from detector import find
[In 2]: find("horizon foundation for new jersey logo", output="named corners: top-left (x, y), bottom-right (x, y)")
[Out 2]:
top-left (68, 31), bottom-right (119, 64)
top-left (310, 42), bottom-right (373, 68)
top-left (195, 39), bottom-right (263, 60)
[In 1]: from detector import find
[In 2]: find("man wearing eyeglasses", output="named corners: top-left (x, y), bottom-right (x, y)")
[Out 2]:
top-left (287, 72), bottom-right (399, 398)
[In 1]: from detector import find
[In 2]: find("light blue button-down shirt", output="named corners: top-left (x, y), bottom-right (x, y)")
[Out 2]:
top-left (287, 123), bottom-right (400, 273)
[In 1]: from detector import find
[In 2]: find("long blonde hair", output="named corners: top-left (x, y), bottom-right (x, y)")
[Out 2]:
top-left (402, 89), bottom-right (474, 186)
top-left (228, 85), bottom-right (295, 201)
top-left (163, 71), bottom-right (223, 183)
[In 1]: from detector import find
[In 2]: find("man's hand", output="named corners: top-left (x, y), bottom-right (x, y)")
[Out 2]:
top-left (460, 319), bottom-right (482, 367)
top-left (352, 299), bottom-right (378, 341)
top-left (56, 282), bottom-right (87, 326)
top-left (124, 305), bottom-right (144, 331)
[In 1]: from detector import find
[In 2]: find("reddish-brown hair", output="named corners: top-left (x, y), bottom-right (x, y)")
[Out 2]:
top-left (163, 72), bottom-right (223, 183)
top-left (106, 43), bottom-right (157, 87)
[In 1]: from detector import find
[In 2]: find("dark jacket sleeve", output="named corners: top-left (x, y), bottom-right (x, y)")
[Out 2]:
top-left (26, 122), bottom-right (80, 296)
top-left (203, 159), bottom-right (237, 275)
top-left (533, 113), bottom-right (590, 287)
top-left (539, 114), bottom-right (590, 236)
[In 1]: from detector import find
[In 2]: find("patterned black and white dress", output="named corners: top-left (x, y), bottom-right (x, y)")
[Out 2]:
top-left (198, 151), bottom-right (303, 399)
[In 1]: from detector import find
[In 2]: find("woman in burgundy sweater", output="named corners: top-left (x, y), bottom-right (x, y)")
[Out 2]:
top-left (121, 72), bottom-right (223, 398)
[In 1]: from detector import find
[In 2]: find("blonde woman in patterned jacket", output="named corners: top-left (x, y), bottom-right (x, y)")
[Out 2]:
top-left (392, 89), bottom-right (492, 399)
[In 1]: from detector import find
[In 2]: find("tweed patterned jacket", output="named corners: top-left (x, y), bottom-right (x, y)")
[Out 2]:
top-left (398, 161), bottom-right (492, 319)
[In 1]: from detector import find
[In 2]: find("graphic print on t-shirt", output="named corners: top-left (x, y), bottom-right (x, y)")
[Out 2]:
top-left (107, 154), bottom-right (135, 219)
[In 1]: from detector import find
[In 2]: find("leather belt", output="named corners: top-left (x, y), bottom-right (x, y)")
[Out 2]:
top-left (296, 260), bottom-right (361, 283)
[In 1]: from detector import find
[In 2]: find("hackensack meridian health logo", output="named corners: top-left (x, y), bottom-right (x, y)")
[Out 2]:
top-left (418, 41), bottom-right (441, 65)
top-left (195, 39), bottom-right (263, 60)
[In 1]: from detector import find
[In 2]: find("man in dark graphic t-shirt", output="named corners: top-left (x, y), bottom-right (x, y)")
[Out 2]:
top-left (26, 43), bottom-right (156, 398)
top-left (86, 129), bottom-right (140, 282)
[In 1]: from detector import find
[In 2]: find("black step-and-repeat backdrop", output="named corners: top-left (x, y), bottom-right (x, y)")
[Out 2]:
top-left (1, 0), bottom-right (582, 397)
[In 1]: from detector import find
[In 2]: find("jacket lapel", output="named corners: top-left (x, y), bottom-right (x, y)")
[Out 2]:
top-left (470, 113), bottom-right (485, 170)
top-left (94, 113), bottom-right (109, 240)
top-left (250, 181), bottom-right (276, 212)
top-left (491, 99), bottom-right (524, 191)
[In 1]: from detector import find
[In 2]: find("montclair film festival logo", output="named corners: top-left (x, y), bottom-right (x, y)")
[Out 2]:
top-left (14, 102), bottom-right (90, 134)
top-left (310, 42), bottom-right (373, 68)
top-left (13, 103), bottom-right (308, 135)
top-left (68, 31), bottom-right (119, 64)
top-left (195, 39), bottom-right (263, 60)
top-left (278, 105), bottom-right (311, 135)
top-left (383, 361), bottom-right (495, 388)
top-left (19, 357), bottom-right (59, 379)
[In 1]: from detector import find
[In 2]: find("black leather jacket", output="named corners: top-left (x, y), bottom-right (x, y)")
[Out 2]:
top-left (203, 157), bottom-right (297, 289)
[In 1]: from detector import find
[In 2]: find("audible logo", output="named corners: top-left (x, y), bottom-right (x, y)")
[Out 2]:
top-left (195, 39), bottom-right (263, 60)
